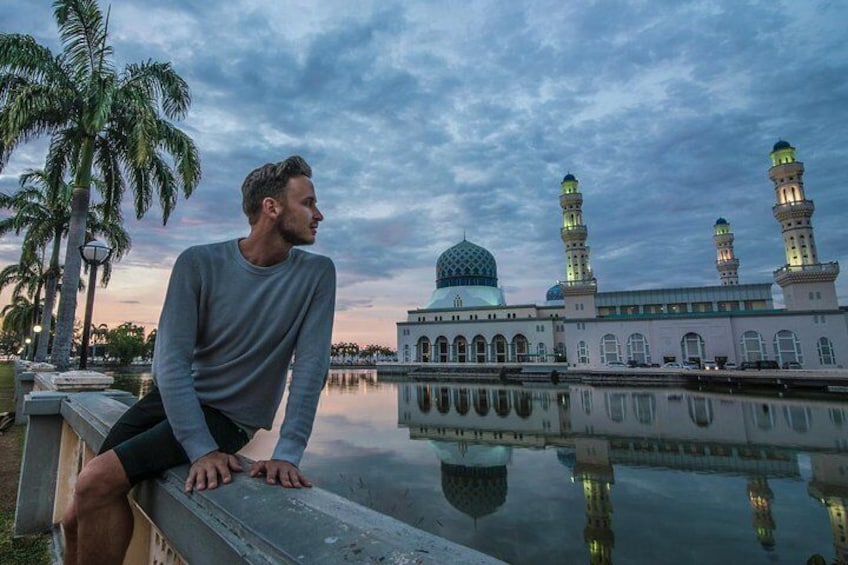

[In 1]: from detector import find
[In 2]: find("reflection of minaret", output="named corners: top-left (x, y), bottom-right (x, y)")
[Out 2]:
top-left (559, 173), bottom-right (598, 317)
top-left (769, 140), bottom-right (840, 310)
top-left (807, 454), bottom-right (848, 565)
top-left (747, 476), bottom-right (775, 551)
top-left (713, 218), bottom-right (740, 286)
top-left (572, 438), bottom-right (614, 565)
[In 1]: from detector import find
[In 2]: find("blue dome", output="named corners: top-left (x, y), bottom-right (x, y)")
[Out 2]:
top-left (772, 140), bottom-right (792, 151)
top-left (546, 283), bottom-right (564, 301)
top-left (562, 173), bottom-right (577, 183)
top-left (436, 240), bottom-right (498, 289)
top-left (715, 217), bottom-right (728, 225)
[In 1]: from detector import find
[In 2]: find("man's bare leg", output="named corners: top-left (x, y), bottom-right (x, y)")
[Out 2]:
top-left (61, 498), bottom-right (78, 565)
top-left (70, 450), bottom-right (133, 565)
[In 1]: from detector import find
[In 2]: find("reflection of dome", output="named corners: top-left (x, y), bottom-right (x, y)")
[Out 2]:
top-left (546, 283), bottom-right (564, 302)
top-left (436, 240), bottom-right (498, 289)
top-left (441, 463), bottom-right (507, 520)
top-left (715, 217), bottom-right (728, 225)
top-left (556, 448), bottom-right (576, 470)
top-left (772, 140), bottom-right (791, 151)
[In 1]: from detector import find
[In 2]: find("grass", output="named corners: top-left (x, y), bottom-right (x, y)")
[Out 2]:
top-left (0, 362), bottom-right (50, 565)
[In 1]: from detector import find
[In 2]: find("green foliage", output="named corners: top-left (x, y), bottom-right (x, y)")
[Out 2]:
top-left (105, 322), bottom-right (145, 366)
top-left (0, 0), bottom-right (201, 368)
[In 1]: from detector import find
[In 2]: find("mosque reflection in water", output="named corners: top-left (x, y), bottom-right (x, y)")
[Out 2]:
top-left (395, 380), bottom-right (848, 564)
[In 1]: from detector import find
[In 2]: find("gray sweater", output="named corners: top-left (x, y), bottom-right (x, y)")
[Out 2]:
top-left (152, 239), bottom-right (336, 465)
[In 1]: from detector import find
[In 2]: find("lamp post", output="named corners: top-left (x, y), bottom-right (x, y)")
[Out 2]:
top-left (78, 240), bottom-right (113, 369)
top-left (24, 337), bottom-right (32, 360)
top-left (30, 324), bottom-right (42, 361)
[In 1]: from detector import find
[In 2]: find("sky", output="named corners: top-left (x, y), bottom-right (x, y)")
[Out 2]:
top-left (1, 0), bottom-right (847, 348)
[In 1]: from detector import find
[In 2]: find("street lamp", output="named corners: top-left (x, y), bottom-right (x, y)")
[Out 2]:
top-left (78, 240), bottom-right (113, 369)
top-left (30, 324), bottom-right (42, 361)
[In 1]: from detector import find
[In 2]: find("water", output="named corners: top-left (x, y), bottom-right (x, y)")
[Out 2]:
top-left (111, 369), bottom-right (848, 564)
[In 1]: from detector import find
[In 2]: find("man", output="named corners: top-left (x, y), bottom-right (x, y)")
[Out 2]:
top-left (62, 155), bottom-right (335, 564)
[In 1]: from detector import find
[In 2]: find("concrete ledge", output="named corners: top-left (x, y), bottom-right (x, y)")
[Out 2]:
top-left (34, 370), bottom-right (113, 392)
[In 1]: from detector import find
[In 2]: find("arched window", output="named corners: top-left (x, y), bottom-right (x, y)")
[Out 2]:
top-left (817, 337), bottom-right (835, 366)
top-left (750, 403), bottom-right (775, 431)
top-left (740, 331), bottom-right (765, 362)
top-left (626, 333), bottom-right (651, 364)
top-left (403, 344), bottom-right (410, 362)
top-left (417, 337), bottom-right (431, 363)
top-left (435, 336), bottom-right (449, 363)
top-left (453, 388), bottom-right (470, 415)
top-left (600, 334), bottom-right (621, 364)
top-left (605, 392), bottom-right (627, 422)
top-left (773, 330), bottom-right (803, 366)
top-left (632, 393), bottom-right (656, 425)
top-left (495, 389), bottom-right (511, 417)
top-left (454, 335), bottom-right (468, 363)
top-left (513, 391), bottom-right (533, 418)
top-left (581, 389), bottom-right (593, 414)
top-left (687, 396), bottom-right (713, 428)
top-left (416, 385), bottom-right (432, 412)
top-left (537, 343), bottom-right (546, 361)
top-left (512, 334), bottom-right (528, 362)
top-left (577, 341), bottom-right (589, 364)
top-left (473, 388), bottom-right (490, 416)
top-left (472, 335), bottom-right (487, 363)
top-left (436, 387), bottom-right (451, 414)
top-left (681, 332), bottom-right (704, 364)
top-left (493, 334), bottom-right (507, 363)
top-left (783, 406), bottom-right (812, 433)
top-left (453, 295), bottom-right (463, 308)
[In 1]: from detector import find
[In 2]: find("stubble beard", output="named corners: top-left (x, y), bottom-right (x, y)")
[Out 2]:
top-left (278, 216), bottom-right (314, 247)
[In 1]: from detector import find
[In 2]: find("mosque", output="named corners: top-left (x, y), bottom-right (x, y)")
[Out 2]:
top-left (396, 141), bottom-right (847, 370)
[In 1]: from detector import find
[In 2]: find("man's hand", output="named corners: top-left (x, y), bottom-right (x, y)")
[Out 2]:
top-left (185, 451), bottom-right (243, 493)
top-left (249, 459), bottom-right (313, 488)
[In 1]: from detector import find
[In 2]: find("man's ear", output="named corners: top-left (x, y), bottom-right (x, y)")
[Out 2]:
top-left (262, 197), bottom-right (280, 218)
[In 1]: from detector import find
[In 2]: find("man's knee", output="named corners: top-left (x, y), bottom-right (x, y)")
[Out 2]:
top-left (74, 451), bottom-right (131, 510)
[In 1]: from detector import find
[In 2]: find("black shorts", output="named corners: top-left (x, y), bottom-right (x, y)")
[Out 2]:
top-left (99, 388), bottom-right (250, 485)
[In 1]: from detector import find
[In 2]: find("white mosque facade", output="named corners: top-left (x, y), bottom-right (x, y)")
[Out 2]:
top-left (396, 141), bottom-right (848, 370)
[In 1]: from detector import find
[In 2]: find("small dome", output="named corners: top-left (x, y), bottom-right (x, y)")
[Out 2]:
top-left (715, 218), bottom-right (728, 225)
top-left (562, 173), bottom-right (577, 183)
top-left (546, 284), bottom-right (564, 301)
top-left (436, 240), bottom-right (498, 289)
top-left (772, 140), bottom-right (792, 151)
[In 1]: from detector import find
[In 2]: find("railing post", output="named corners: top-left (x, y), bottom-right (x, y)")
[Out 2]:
top-left (15, 391), bottom-right (67, 535)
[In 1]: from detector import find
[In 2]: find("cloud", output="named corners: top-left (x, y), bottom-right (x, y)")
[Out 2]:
top-left (2, 0), bottom-right (847, 346)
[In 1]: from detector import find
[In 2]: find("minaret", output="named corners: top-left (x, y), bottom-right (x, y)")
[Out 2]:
top-left (573, 438), bottom-right (614, 565)
top-left (769, 140), bottom-right (839, 310)
top-left (747, 476), bottom-right (776, 551)
top-left (559, 174), bottom-right (597, 317)
top-left (713, 218), bottom-right (740, 286)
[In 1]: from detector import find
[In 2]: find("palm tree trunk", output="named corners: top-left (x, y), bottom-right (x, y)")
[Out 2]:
top-left (35, 231), bottom-right (63, 362)
top-left (51, 137), bottom-right (95, 370)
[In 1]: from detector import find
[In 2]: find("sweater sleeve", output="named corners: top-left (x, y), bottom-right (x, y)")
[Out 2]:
top-left (272, 259), bottom-right (336, 465)
top-left (153, 249), bottom-right (219, 462)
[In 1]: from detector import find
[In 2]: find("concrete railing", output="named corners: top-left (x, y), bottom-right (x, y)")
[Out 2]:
top-left (14, 363), bottom-right (502, 564)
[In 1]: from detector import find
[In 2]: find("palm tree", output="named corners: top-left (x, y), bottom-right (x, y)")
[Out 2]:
top-left (1, 295), bottom-right (37, 347)
top-left (0, 168), bottom-right (131, 361)
top-left (0, 0), bottom-right (201, 369)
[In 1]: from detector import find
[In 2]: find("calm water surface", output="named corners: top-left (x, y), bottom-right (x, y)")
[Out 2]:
top-left (113, 369), bottom-right (848, 564)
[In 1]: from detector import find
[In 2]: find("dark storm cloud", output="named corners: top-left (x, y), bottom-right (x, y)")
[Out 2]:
top-left (2, 0), bottom-right (847, 332)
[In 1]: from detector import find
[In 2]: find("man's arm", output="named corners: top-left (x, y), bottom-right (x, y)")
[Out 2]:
top-left (154, 250), bottom-right (220, 463)
top-left (251, 258), bottom-right (336, 486)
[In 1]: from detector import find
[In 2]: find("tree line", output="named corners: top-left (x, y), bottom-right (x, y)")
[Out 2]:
top-left (0, 0), bottom-right (200, 369)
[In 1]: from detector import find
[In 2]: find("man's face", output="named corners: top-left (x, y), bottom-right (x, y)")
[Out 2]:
top-left (274, 175), bottom-right (324, 246)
